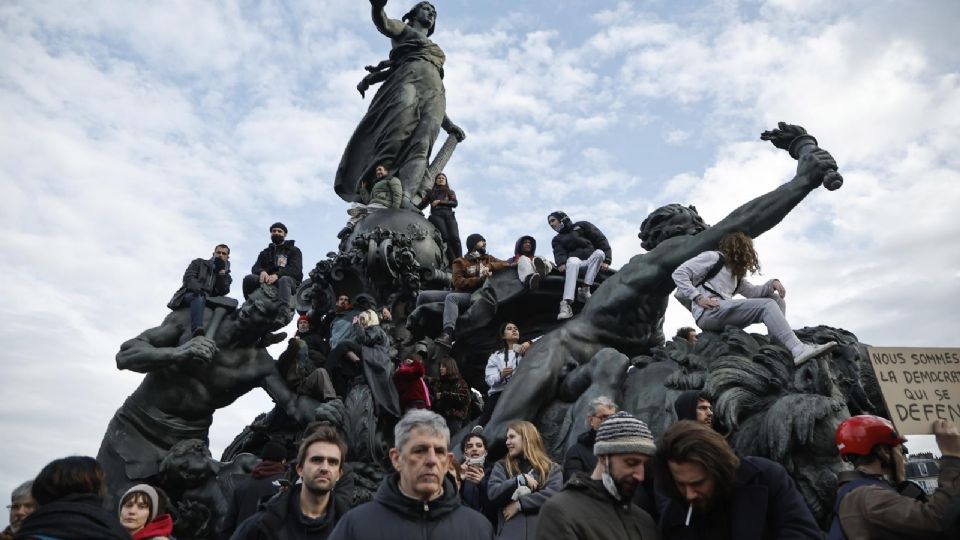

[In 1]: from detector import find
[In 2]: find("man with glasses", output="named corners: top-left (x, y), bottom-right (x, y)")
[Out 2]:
top-left (166, 244), bottom-right (232, 337)
top-left (2, 481), bottom-right (36, 539)
top-left (563, 396), bottom-right (617, 482)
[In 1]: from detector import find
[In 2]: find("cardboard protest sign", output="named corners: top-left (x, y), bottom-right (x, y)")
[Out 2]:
top-left (866, 347), bottom-right (960, 435)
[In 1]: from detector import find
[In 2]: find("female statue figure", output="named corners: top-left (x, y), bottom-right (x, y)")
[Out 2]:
top-left (335, 0), bottom-right (466, 206)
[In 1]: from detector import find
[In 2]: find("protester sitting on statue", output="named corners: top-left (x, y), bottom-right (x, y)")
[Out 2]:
top-left (487, 420), bottom-right (562, 540)
top-left (117, 484), bottom-right (174, 540)
top-left (459, 430), bottom-right (498, 527)
top-left (672, 231), bottom-right (836, 366)
top-left (222, 440), bottom-right (288, 538)
top-left (656, 421), bottom-right (820, 540)
top-left (418, 172), bottom-right (462, 264)
top-left (14, 456), bottom-right (130, 540)
top-left (416, 233), bottom-right (508, 348)
top-left (276, 315), bottom-right (338, 402)
top-left (548, 211), bottom-right (612, 320)
top-left (829, 415), bottom-right (960, 540)
top-left (427, 356), bottom-right (471, 434)
top-left (318, 294), bottom-right (358, 350)
top-left (232, 425), bottom-right (351, 540)
top-left (507, 235), bottom-right (552, 291)
top-left (2, 480), bottom-right (35, 539)
top-left (326, 308), bottom-right (401, 417)
top-left (166, 243), bottom-right (232, 337)
top-left (338, 164), bottom-right (405, 243)
top-left (393, 353), bottom-right (430, 412)
top-left (562, 395), bottom-right (617, 482)
top-left (243, 222), bottom-right (302, 320)
top-left (676, 327), bottom-right (698, 346)
top-left (476, 322), bottom-right (532, 428)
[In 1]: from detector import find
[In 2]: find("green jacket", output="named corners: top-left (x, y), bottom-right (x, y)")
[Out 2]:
top-left (368, 176), bottom-right (403, 208)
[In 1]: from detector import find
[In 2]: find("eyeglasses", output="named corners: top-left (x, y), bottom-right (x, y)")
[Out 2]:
top-left (7, 502), bottom-right (36, 511)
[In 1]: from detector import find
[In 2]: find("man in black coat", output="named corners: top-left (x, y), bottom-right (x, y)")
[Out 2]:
top-left (231, 426), bottom-right (350, 540)
top-left (167, 244), bottom-right (232, 336)
top-left (547, 211), bottom-right (612, 320)
top-left (655, 421), bottom-right (820, 540)
top-left (328, 409), bottom-right (493, 540)
top-left (243, 222), bottom-right (302, 317)
top-left (563, 396), bottom-right (617, 482)
top-left (222, 441), bottom-right (288, 538)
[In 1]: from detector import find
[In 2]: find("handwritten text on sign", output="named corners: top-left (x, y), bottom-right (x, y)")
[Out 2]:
top-left (866, 347), bottom-right (960, 435)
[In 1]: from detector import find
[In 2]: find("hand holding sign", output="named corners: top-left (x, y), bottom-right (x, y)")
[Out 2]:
top-left (934, 419), bottom-right (960, 458)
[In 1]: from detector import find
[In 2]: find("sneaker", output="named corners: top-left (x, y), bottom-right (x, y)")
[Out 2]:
top-left (576, 285), bottom-right (592, 303)
top-left (526, 273), bottom-right (541, 291)
top-left (346, 207), bottom-right (366, 218)
top-left (533, 257), bottom-right (548, 277)
top-left (557, 301), bottom-right (573, 320)
top-left (793, 341), bottom-right (838, 366)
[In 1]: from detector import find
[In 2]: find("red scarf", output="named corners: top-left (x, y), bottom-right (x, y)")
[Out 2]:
top-left (133, 513), bottom-right (173, 540)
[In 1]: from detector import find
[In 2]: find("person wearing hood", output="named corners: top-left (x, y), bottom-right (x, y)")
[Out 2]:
top-left (538, 412), bottom-right (660, 540)
top-left (117, 484), bottom-right (174, 540)
top-left (223, 440), bottom-right (289, 537)
top-left (507, 236), bottom-right (552, 290)
top-left (672, 391), bottom-right (714, 430)
top-left (328, 409), bottom-right (493, 540)
top-left (243, 222), bottom-right (303, 318)
top-left (167, 244), bottom-right (232, 337)
top-left (14, 456), bottom-right (130, 540)
top-left (418, 172), bottom-right (462, 264)
top-left (563, 396), bottom-right (617, 482)
top-left (547, 211), bottom-right (612, 320)
top-left (231, 425), bottom-right (351, 540)
top-left (416, 233), bottom-right (507, 348)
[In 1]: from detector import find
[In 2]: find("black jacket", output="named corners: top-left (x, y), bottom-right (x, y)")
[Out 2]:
top-left (168, 256), bottom-right (232, 309)
top-left (230, 484), bottom-right (351, 540)
top-left (538, 473), bottom-right (659, 540)
top-left (551, 221), bottom-right (611, 267)
top-left (659, 456), bottom-right (820, 540)
top-left (328, 472), bottom-right (493, 540)
top-left (562, 429), bottom-right (598, 483)
top-left (251, 240), bottom-right (303, 283)
top-left (223, 462), bottom-right (286, 537)
top-left (460, 464), bottom-right (498, 527)
top-left (14, 493), bottom-right (130, 540)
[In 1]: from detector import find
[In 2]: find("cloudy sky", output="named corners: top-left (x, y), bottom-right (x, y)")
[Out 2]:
top-left (1, 0), bottom-right (957, 517)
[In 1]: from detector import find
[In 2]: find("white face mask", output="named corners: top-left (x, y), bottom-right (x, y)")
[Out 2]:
top-left (600, 457), bottom-right (621, 500)
top-left (550, 221), bottom-right (563, 232)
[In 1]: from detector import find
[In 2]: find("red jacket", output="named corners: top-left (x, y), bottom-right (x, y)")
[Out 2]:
top-left (393, 360), bottom-right (431, 411)
top-left (133, 513), bottom-right (173, 540)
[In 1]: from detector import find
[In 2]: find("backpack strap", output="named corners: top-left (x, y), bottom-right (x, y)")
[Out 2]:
top-left (698, 253), bottom-right (737, 298)
top-left (826, 474), bottom-right (893, 540)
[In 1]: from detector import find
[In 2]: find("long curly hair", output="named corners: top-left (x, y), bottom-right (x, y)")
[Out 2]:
top-left (502, 421), bottom-right (553, 488)
top-left (717, 232), bottom-right (760, 280)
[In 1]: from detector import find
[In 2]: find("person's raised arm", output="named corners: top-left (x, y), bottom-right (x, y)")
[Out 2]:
top-left (370, 0), bottom-right (405, 39)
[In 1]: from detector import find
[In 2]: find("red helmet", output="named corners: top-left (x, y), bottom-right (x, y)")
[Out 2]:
top-left (835, 415), bottom-right (907, 457)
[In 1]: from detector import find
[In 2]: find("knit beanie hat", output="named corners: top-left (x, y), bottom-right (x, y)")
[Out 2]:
top-left (466, 233), bottom-right (485, 253)
top-left (119, 484), bottom-right (159, 522)
top-left (593, 412), bottom-right (656, 456)
top-left (270, 222), bottom-right (288, 234)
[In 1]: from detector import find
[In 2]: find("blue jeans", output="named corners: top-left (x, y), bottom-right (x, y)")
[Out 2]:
top-left (182, 292), bottom-right (205, 332)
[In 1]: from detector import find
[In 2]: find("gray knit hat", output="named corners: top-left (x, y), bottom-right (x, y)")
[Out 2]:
top-left (593, 412), bottom-right (656, 456)
top-left (118, 484), bottom-right (159, 522)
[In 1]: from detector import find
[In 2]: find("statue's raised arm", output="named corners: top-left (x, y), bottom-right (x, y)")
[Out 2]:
top-left (115, 319), bottom-right (216, 373)
top-left (370, 0), bottom-right (406, 39)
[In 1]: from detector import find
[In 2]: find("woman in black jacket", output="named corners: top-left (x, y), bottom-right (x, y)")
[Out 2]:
top-left (418, 172), bottom-right (462, 265)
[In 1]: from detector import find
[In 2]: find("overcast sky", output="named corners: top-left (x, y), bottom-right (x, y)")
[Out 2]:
top-left (1, 0), bottom-right (957, 521)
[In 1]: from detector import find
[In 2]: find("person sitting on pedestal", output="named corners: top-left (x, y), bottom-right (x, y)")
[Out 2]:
top-left (417, 172), bottom-right (462, 265)
top-left (166, 244), bottom-right (232, 337)
top-left (416, 233), bottom-right (508, 348)
top-left (672, 231), bottom-right (836, 366)
top-left (548, 211), bottom-right (612, 320)
top-left (338, 164), bottom-right (404, 244)
top-left (507, 235), bottom-right (552, 290)
top-left (242, 222), bottom-right (302, 320)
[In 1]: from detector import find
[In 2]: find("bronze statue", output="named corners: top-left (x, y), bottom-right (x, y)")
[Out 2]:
top-left (335, 0), bottom-right (465, 207)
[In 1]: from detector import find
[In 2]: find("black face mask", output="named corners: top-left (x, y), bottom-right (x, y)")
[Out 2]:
top-left (213, 258), bottom-right (226, 270)
top-left (271, 234), bottom-right (284, 245)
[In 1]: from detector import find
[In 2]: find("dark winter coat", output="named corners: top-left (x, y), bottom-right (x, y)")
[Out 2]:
top-left (167, 256), bottom-right (232, 309)
top-left (223, 461), bottom-right (286, 537)
top-left (461, 463), bottom-right (498, 528)
top-left (251, 240), bottom-right (303, 283)
top-left (537, 473), bottom-right (660, 540)
top-left (13, 493), bottom-right (130, 540)
top-left (393, 360), bottom-right (430, 410)
top-left (487, 460), bottom-right (562, 540)
top-left (673, 390), bottom-right (701, 422)
top-left (550, 220), bottom-right (611, 267)
top-left (659, 456), bottom-right (820, 540)
top-left (427, 374), bottom-right (471, 420)
top-left (562, 429), bottom-right (597, 483)
top-left (418, 186), bottom-right (458, 213)
top-left (327, 473), bottom-right (493, 540)
top-left (358, 325), bottom-right (401, 417)
top-left (230, 483), bottom-right (351, 540)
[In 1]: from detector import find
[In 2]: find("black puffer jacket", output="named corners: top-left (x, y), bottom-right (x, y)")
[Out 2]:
top-left (328, 473), bottom-right (493, 540)
top-left (562, 429), bottom-right (597, 482)
top-left (230, 483), bottom-right (351, 540)
top-left (251, 240), bottom-right (303, 283)
top-left (13, 493), bottom-right (130, 540)
top-left (551, 221), bottom-right (611, 267)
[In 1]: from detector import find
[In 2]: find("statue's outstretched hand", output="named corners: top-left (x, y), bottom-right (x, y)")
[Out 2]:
top-left (796, 148), bottom-right (837, 187)
top-left (760, 122), bottom-right (807, 150)
top-left (446, 123), bottom-right (466, 142)
top-left (174, 336), bottom-right (217, 365)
